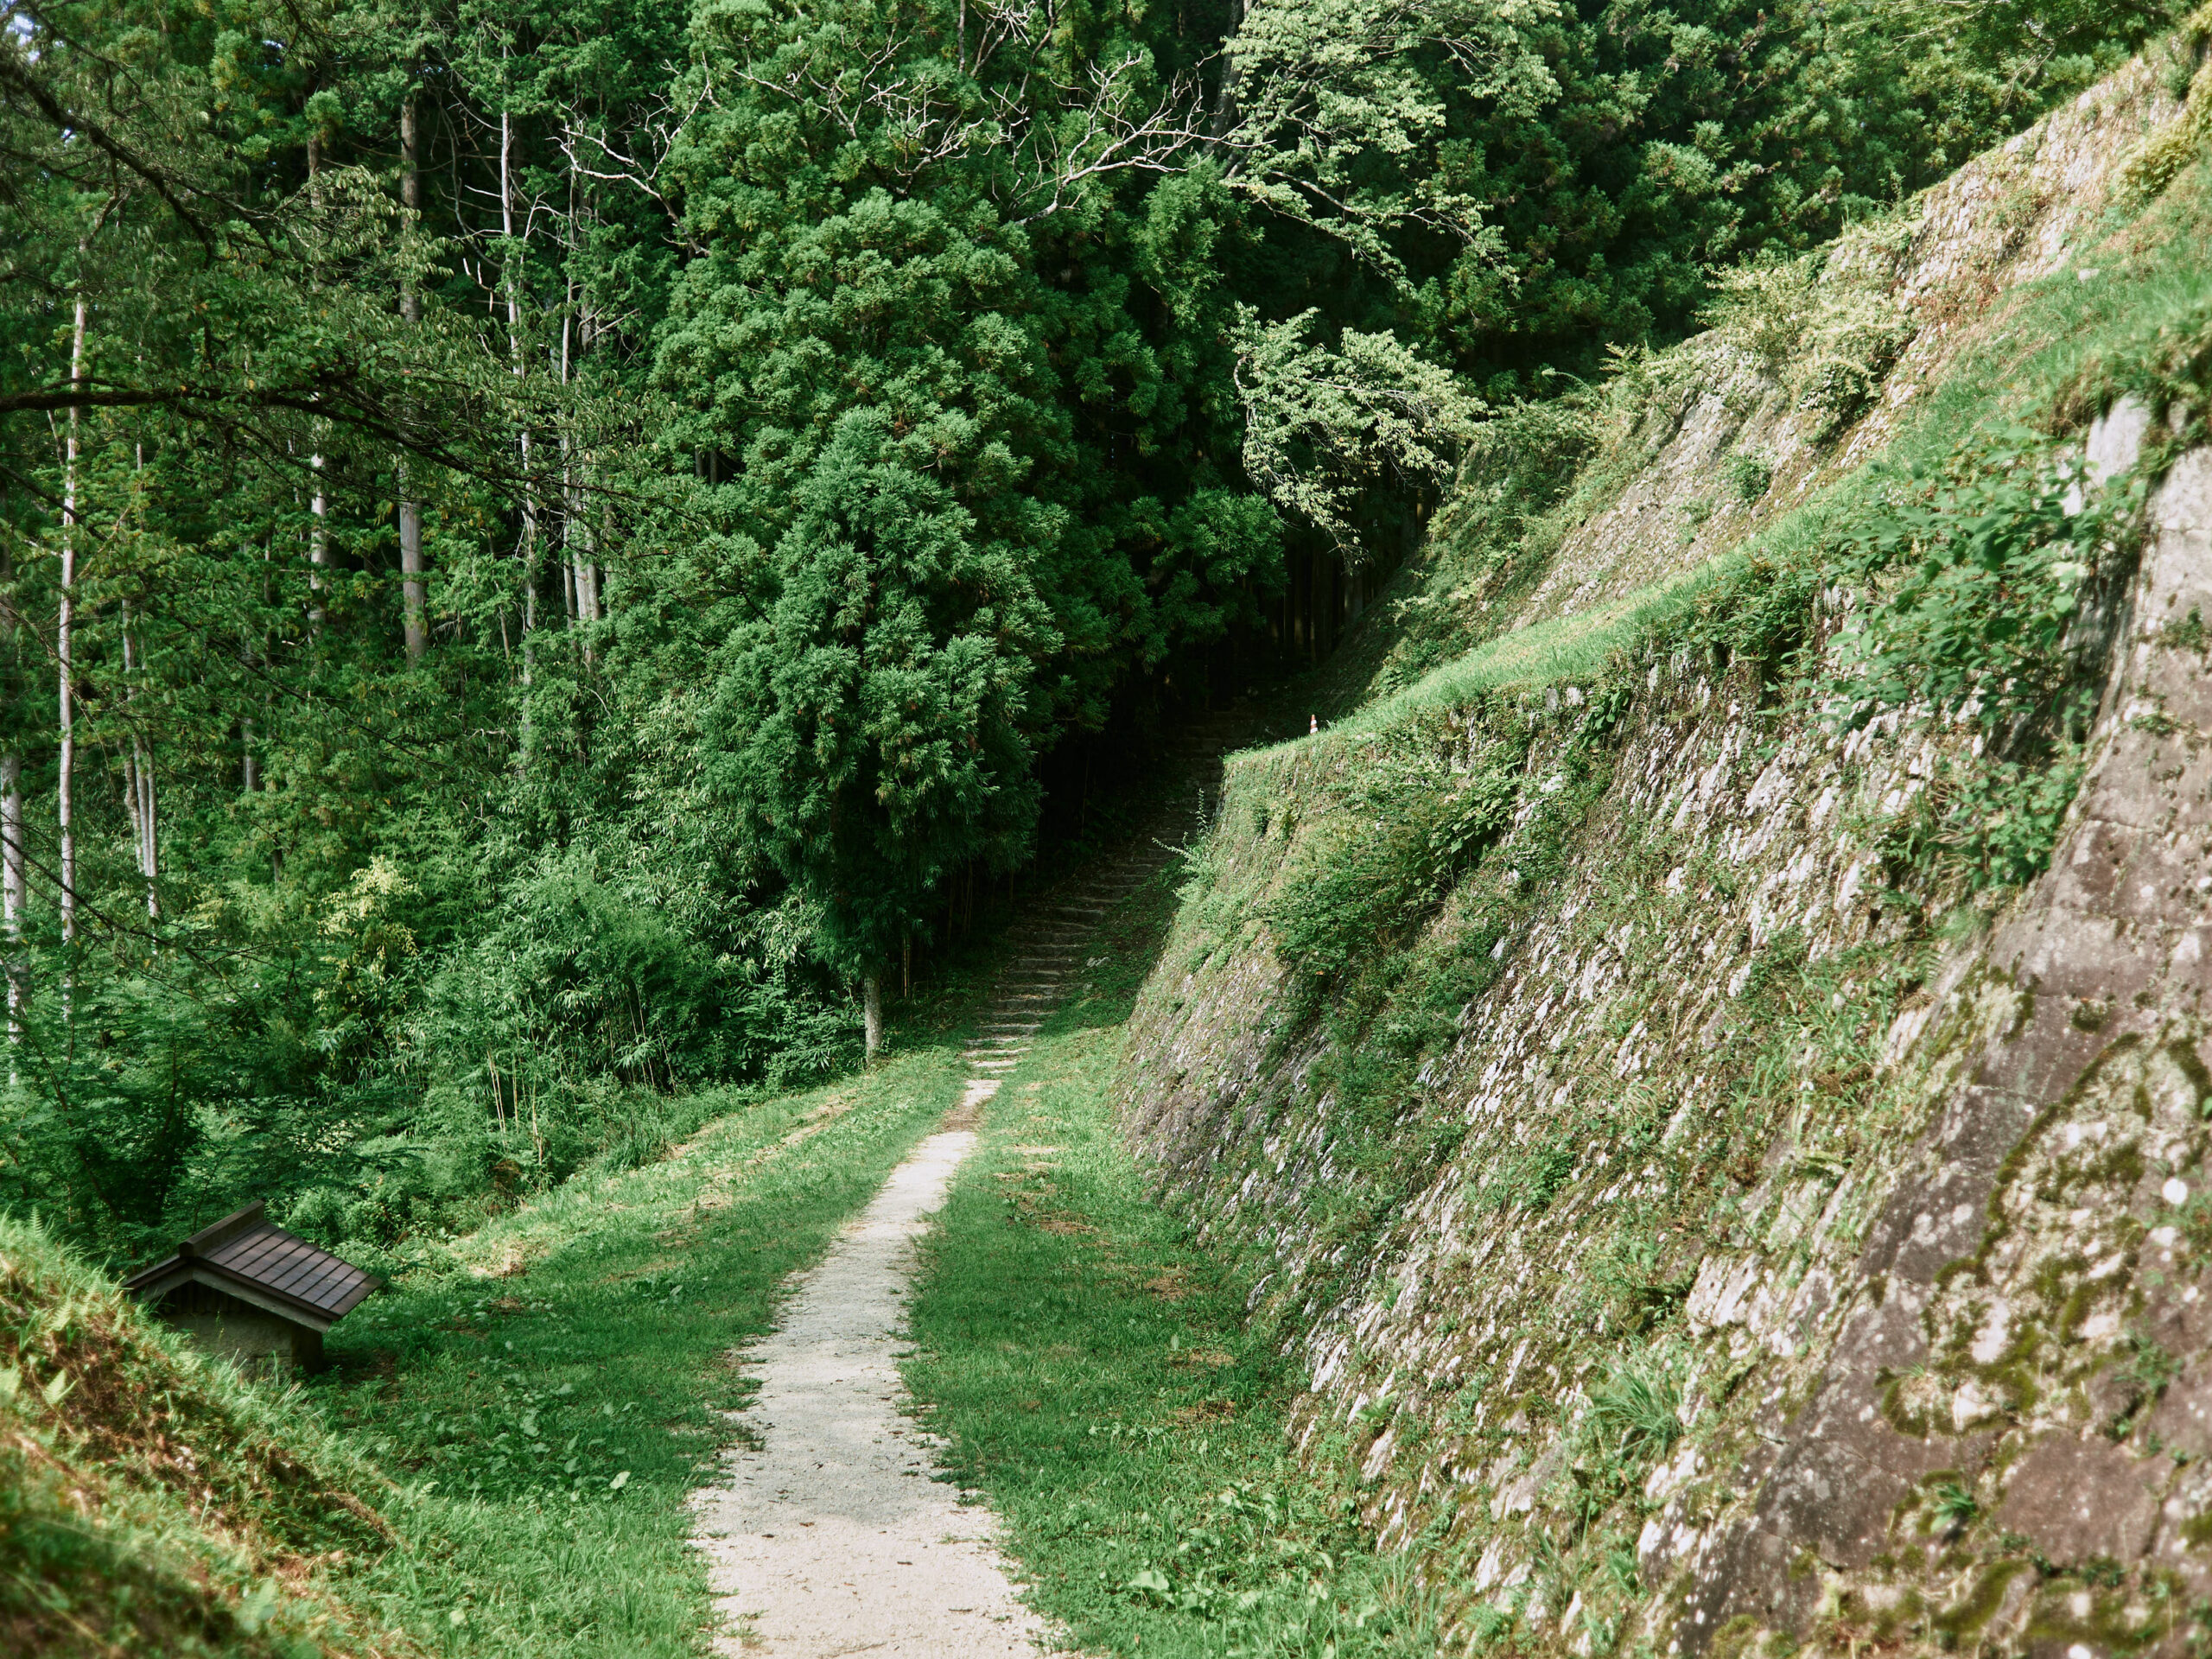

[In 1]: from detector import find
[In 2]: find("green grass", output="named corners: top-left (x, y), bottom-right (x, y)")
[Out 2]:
top-left (902, 880), bottom-right (1435, 1659)
top-left (1329, 558), bottom-right (1727, 735)
top-left (0, 1213), bottom-right (408, 1656)
top-left (307, 1043), bottom-right (967, 1656)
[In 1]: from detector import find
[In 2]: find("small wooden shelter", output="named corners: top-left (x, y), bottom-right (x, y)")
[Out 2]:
top-left (125, 1202), bottom-right (378, 1376)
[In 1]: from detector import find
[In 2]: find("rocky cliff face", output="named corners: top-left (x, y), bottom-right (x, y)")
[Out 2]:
top-left (1120, 40), bottom-right (2212, 1659)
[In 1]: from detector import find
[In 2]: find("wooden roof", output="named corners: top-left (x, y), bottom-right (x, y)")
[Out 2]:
top-left (124, 1202), bottom-right (378, 1332)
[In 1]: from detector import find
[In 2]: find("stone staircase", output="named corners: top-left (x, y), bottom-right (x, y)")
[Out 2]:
top-left (957, 856), bottom-right (1174, 1086)
top-left (952, 699), bottom-right (1287, 1108)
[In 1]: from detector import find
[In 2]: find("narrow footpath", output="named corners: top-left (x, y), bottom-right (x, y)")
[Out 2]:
top-left (689, 855), bottom-right (1167, 1656)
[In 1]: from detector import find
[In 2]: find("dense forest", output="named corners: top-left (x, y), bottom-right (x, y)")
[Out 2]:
top-left (0, 0), bottom-right (2183, 1266)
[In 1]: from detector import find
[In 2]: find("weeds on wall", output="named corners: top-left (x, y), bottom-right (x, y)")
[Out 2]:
top-left (1700, 218), bottom-right (1922, 441)
top-left (1263, 733), bottom-right (1526, 1001)
top-left (1827, 431), bottom-right (2142, 741)
top-left (1823, 426), bottom-right (2149, 893)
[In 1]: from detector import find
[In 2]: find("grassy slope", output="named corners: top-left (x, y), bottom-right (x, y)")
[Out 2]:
top-left (0, 1217), bottom-right (414, 1657)
top-left (1314, 56), bottom-right (2212, 743)
top-left (4, 1026), bottom-right (971, 1656)
top-left (903, 871), bottom-right (1437, 1659)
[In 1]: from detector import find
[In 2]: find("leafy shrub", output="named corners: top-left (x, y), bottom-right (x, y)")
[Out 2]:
top-left (1722, 453), bottom-right (1774, 504)
top-left (1832, 427), bottom-right (2146, 891)
top-left (1265, 741), bottom-right (1522, 987)
top-left (1830, 429), bottom-right (2142, 740)
top-left (1703, 220), bottom-right (1920, 439)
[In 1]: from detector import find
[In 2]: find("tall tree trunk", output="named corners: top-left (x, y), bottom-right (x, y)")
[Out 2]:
top-left (863, 972), bottom-right (883, 1063)
top-left (560, 308), bottom-right (578, 632)
top-left (120, 604), bottom-right (156, 918)
top-left (2, 749), bottom-right (21, 1071)
top-left (503, 103), bottom-right (539, 746)
top-left (1, 531), bottom-right (19, 1066)
top-left (139, 745), bottom-right (156, 918)
top-left (397, 92), bottom-right (428, 663)
top-left (307, 136), bottom-right (327, 638)
top-left (561, 154), bottom-right (601, 658)
top-left (59, 284), bottom-right (86, 957)
top-left (309, 450), bottom-right (328, 635)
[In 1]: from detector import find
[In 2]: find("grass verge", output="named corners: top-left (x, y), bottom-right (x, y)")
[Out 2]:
top-left (903, 878), bottom-right (1433, 1659)
top-left (308, 1040), bottom-right (965, 1656)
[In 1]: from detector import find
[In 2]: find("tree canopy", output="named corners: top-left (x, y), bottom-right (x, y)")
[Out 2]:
top-left (0, 0), bottom-right (2186, 1262)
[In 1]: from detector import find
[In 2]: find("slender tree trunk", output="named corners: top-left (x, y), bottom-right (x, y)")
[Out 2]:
top-left (559, 309), bottom-right (580, 632)
top-left (309, 451), bottom-right (328, 634)
top-left (2, 750), bottom-right (21, 1073)
top-left (503, 104), bottom-right (539, 747)
top-left (398, 92), bottom-right (428, 664)
top-left (561, 156), bottom-right (601, 657)
top-left (59, 286), bottom-right (86, 958)
top-left (307, 137), bottom-right (327, 637)
top-left (140, 746), bottom-right (156, 918)
top-left (120, 605), bottom-right (156, 918)
top-left (863, 972), bottom-right (883, 1064)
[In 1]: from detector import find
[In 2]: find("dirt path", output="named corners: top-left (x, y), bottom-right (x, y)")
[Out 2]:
top-left (689, 703), bottom-right (1281, 1655)
top-left (690, 1085), bottom-right (1042, 1658)
top-left (691, 861), bottom-right (1162, 1656)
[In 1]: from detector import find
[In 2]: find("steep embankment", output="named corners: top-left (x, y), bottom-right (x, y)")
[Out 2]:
top-left (0, 1217), bottom-right (411, 1656)
top-left (1122, 30), bottom-right (2212, 1659)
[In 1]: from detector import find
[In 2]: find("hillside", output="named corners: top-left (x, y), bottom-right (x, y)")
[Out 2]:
top-left (10, 10), bottom-right (2212, 1659)
top-left (1120, 23), bottom-right (2212, 1657)
top-left (0, 1216), bottom-right (410, 1656)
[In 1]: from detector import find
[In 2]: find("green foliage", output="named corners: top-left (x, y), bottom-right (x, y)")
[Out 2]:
top-left (1586, 1357), bottom-right (1683, 1468)
top-left (0, 0), bottom-right (2192, 1271)
top-left (1700, 221), bottom-right (1921, 440)
top-left (1723, 453), bottom-right (1776, 505)
top-left (1233, 308), bottom-right (1484, 560)
top-left (1929, 1479), bottom-right (1981, 1531)
top-left (656, 0), bottom-right (1285, 968)
top-left (1264, 735), bottom-right (1522, 988)
top-left (22, 1034), bottom-right (948, 1657)
top-left (1874, 753), bottom-right (2091, 893)
top-left (1828, 430), bottom-right (2142, 737)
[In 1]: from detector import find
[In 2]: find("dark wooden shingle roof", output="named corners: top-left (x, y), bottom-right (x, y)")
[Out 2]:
top-left (124, 1202), bottom-right (378, 1330)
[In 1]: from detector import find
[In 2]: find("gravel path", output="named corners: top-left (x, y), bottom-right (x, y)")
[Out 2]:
top-left (690, 823), bottom-right (1196, 1655)
top-left (691, 1074), bottom-right (1042, 1657)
